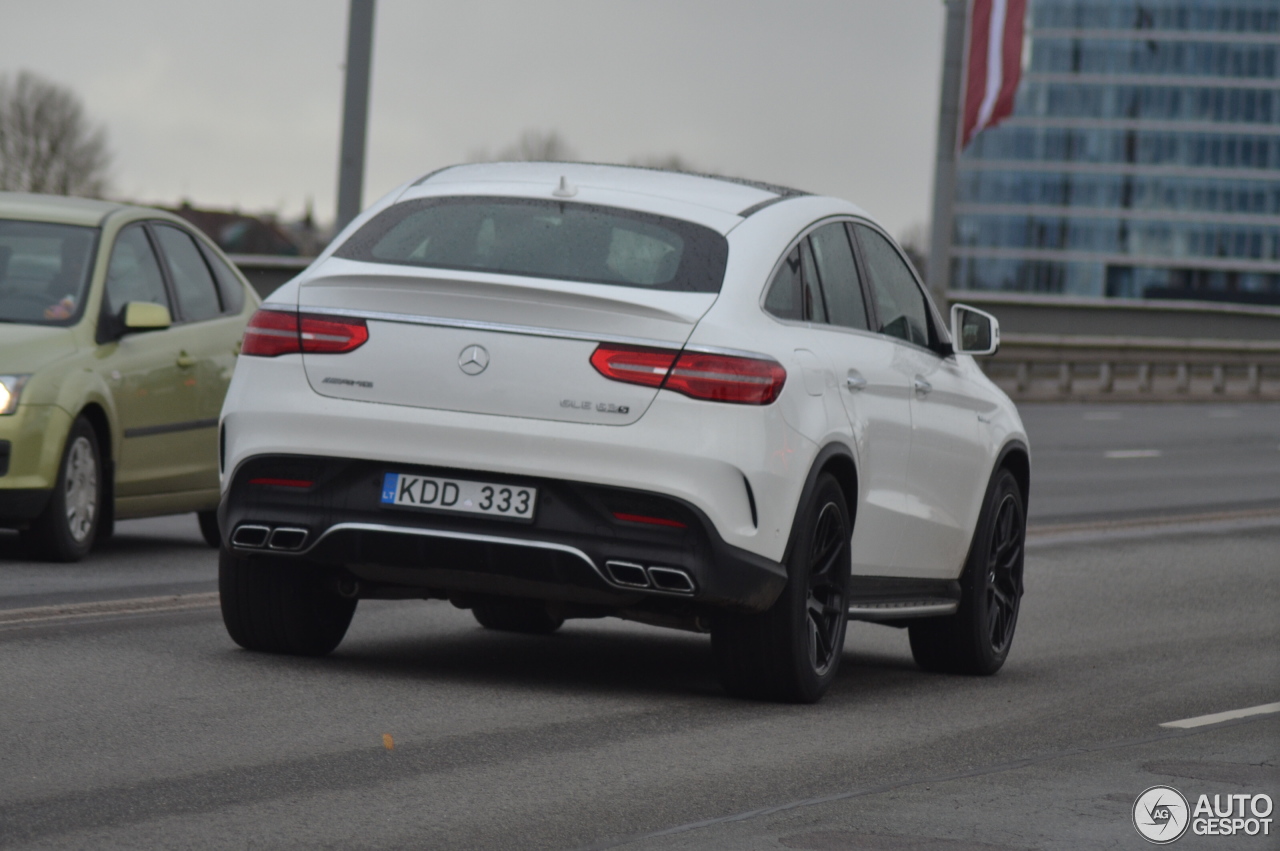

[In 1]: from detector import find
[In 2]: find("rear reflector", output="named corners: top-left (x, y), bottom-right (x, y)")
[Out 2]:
top-left (241, 309), bottom-right (368, 357)
top-left (248, 477), bottom-right (314, 488)
top-left (613, 511), bottom-right (687, 529)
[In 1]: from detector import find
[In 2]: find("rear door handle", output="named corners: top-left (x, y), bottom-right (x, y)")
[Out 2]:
top-left (913, 376), bottom-right (932, 395)
top-left (176, 352), bottom-right (196, 368)
top-left (845, 370), bottom-right (867, 392)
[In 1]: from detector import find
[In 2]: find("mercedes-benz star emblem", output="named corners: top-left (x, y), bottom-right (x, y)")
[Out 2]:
top-left (458, 345), bottom-right (490, 376)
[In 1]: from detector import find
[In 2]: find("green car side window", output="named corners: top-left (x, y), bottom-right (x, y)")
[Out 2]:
top-left (105, 226), bottom-right (169, 318)
top-left (199, 245), bottom-right (246, 315)
top-left (154, 225), bottom-right (222, 322)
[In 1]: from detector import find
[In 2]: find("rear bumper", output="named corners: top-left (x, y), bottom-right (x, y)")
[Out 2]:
top-left (220, 354), bottom-right (817, 564)
top-left (220, 454), bottom-right (787, 613)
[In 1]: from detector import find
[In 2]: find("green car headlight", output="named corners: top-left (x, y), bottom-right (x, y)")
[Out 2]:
top-left (0, 375), bottom-right (31, 415)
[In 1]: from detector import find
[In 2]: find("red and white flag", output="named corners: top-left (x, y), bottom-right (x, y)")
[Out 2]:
top-left (961, 0), bottom-right (1026, 148)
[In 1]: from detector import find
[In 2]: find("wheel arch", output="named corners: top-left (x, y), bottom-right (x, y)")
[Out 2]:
top-left (781, 442), bottom-right (859, 569)
top-left (995, 439), bottom-right (1030, 510)
top-left (76, 403), bottom-right (113, 464)
top-left (75, 402), bottom-right (115, 530)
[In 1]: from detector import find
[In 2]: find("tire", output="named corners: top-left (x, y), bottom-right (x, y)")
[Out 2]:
top-left (23, 417), bottom-right (102, 562)
top-left (197, 510), bottom-right (221, 549)
top-left (909, 468), bottom-right (1025, 676)
top-left (711, 473), bottom-right (851, 703)
top-left (472, 597), bottom-right (564, 634)
top-left (218, 549), bottom-right (356, 656)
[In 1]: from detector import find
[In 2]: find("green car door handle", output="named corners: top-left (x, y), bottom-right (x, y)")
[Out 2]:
top-left (176, 352), bottom-right (196, 368)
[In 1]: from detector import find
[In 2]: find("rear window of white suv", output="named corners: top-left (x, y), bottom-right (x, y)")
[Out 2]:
top-left (335, 196), bottom-right (730, 293)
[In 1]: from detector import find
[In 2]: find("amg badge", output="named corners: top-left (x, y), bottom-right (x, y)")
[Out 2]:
top-left (561, 399), bottom-right (630, 414)
top-left (322, 376), bottom-right (374, 388)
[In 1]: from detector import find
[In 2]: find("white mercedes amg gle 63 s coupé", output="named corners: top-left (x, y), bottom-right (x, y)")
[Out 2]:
top-left (217, 162), bottom-right (1030, 702)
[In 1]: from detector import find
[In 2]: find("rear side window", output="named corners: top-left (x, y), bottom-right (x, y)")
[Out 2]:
top-left (809, 223), bottom-right (869, 331)
top-left (764, 240), bottom-right (826, 323)
top-left (853, 225), bottom-right (930, 348)
top-left (154, 225), bottom-right (222, 322)
top-left (336, 197), bottom-right (729, 293)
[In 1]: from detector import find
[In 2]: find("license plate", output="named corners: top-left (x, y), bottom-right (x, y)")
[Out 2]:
top-left (380, 473), bottom-right (536, 520)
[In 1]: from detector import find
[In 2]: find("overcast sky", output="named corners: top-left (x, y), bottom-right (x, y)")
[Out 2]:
top-left (1, 1), bottom-right (947, 238)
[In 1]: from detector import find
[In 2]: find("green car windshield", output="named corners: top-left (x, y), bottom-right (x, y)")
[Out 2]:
top-left (0, 220), bottom-right (98, 326)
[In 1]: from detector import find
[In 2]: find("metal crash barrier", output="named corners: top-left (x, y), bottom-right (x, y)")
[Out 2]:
top-left (980, 334), bottom-right (1280, 401)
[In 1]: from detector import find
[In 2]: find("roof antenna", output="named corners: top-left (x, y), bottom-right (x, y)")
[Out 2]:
top-left (552, 176), bottom-right (577, 198)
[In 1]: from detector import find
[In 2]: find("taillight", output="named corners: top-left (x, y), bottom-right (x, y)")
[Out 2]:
top-left (590, 344), bottom-right (786, 405)
top-left (666, 351), bottom-right (787, 405)
top-left (241, 309), bottom-right (368, 357)
top-left (241, 309), bottom-right (300, 357)
top-left (589, 345), bottom-right (677, 388)
top-left (299, 314), bottom-right (369, 353)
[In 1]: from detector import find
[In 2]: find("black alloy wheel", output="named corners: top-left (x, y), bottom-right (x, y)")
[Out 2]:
top-left (23, 416), bottom-right (102, 562)
top-left (909, 468), bottom-right (1025, 675)
top-left (711, 472), bottom-right (851, 703)
top-left (984, 490), bottom-right (1024, 655)
top-left (805, 500), bottom-right (849, 678)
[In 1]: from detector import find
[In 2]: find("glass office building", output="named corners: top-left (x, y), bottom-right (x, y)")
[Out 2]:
top-left (950, 0), bottom-right (1280, 304)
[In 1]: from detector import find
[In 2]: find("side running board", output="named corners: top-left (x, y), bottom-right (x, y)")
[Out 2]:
top-left (847, 599), bottom-right (959, 621)
top-left (846, 576), bottom-right (962, 622)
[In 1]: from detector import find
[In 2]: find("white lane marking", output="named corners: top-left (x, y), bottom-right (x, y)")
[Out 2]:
top-left (1026, 509), bottom-right (1280, 549)
top-left (1160, 702), bottom-right (1280, 729)
top-left (1084, 411), bottom-right (1123, 421)
top-left (0, 592), bottom-right (219, 627)
top-left (1104, 449), bottom-right (1162, 459)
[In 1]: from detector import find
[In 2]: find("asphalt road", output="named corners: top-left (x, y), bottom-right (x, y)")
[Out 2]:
top-left (0, 402), bottom-right (1276, 849)
top-left (2, 401), bottom-right (1277, 612)
top-left (1019, 402), bottom-right (1280, 525)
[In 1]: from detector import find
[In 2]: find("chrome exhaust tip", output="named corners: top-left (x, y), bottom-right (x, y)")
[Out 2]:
top-left (605, 560), bottom-right (651, 588)
top-left (267, 527), bottom-right (308, 551)
top-left (646, 566), bottom-right (695, 594)
top-left (230, 524), bottom-right (271, 548)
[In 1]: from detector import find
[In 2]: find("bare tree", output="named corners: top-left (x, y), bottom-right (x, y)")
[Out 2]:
top-left (0, 70), bottom-right (111, 197)
top-left (630, 153), bottom-right (697, 173)
top-left (471, 129), bottom-right (577, 163)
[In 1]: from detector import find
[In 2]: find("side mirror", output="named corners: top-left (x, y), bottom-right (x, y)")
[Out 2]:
top-left (122, 301), bottom-right (172, 332)
top-left (950, 304), bottom-right (999, 356)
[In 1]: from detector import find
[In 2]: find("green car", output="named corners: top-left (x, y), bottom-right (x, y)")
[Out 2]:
top-left (0, 192), bottom-right (261, 561)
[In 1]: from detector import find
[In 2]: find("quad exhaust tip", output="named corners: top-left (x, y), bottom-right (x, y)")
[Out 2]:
top-left (645, 566), bottom-right (695, 594)
top-left (604, 561), bottom-right (695, 594)
top-left (230, 524), bottom-right (270, 548)
top-left (231, 524), bottom-right (307, 551)
top-left (605, 560), bottom-right (650, 588)
top-left (268, 527), bottom-right (308, 551)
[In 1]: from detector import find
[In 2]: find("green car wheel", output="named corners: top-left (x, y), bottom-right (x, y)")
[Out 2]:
top-left (23, 417), bottom-right (102, 562)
